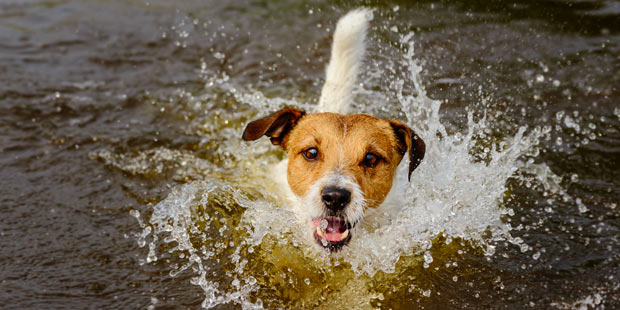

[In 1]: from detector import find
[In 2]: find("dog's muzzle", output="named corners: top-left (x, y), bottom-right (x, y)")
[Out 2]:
top-left (313, 187), bottom-right (353, 251)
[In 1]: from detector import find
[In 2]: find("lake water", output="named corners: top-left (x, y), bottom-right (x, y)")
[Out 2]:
top-left (1, 0), bottom-right (619, 309)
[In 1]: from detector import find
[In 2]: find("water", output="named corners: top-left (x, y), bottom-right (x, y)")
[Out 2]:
top-left (1, 0), bottom-right (618, 309)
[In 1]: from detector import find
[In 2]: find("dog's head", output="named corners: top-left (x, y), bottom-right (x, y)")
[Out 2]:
top-left (242, 107), bottom-right (425, 251)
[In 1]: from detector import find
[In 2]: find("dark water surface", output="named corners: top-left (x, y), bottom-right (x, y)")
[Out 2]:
top-left (1, 0), bottom-right (619, 309)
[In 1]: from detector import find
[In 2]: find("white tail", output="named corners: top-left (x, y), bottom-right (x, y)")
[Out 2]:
top-left (316, 8), bottom-right (373, 114)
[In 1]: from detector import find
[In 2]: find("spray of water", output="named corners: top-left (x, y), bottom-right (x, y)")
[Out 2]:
top-left (118, 31), bottom-right (575, 308)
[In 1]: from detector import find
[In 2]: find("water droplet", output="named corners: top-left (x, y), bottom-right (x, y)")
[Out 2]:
top-left (319, 219), bottom-right (328, 230)
top-left (129, 209), bottom-right (140, 218)
top-left (571, 174), bottom-right (578, 182)
top-left (564, 115), bottom-right (581, 132)
top-left (423, 251), bottom-right (433, 265)
top-left (577, 198), bottom-right (588, 213)
top-left (485, 245), bottom-right (496, 256)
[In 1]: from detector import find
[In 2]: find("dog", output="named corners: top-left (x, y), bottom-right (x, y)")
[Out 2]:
top-left (242, 9), bottom-right (425, 252)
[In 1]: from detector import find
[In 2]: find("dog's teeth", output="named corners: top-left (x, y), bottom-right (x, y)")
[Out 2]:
top-left (316, 226), bottom-right (325, 237)
top-left (341, 229), bottom-right (349, 239)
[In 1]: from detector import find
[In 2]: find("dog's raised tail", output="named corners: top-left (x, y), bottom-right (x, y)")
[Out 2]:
top-left (316, 8), bottom-right (373, 114)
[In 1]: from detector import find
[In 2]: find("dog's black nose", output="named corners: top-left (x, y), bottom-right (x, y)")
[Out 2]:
top-left (321, 187), bottom-right (351, 211)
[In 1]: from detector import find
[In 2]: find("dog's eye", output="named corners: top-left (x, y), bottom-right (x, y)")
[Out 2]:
top-left (302, 147), bottom-right (319, 161)
top-left (362, 153), bottom-right (380, 168)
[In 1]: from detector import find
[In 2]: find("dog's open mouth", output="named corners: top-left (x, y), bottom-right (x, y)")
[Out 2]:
top-left (312, 217), bottom-right (352, 251)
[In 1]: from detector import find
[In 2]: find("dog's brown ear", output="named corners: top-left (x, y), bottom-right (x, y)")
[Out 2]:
top-left (390, 120), bottom-right (426, 181)
top-left (242, 107), bottom-right (305, 147)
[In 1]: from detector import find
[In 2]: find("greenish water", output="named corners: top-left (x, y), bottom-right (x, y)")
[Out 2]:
top-left (1, 0), bottom-right (618, 309)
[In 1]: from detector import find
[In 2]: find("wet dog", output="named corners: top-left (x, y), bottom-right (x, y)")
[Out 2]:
top-left (242, 9), bottom-right (425, 252)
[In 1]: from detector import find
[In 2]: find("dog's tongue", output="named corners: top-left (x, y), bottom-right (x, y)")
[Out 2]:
top-left (313, 217), bottom-right (348, 242)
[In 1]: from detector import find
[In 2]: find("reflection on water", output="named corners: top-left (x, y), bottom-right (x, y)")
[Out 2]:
top-left (1, 0), bottom-right (619, 309)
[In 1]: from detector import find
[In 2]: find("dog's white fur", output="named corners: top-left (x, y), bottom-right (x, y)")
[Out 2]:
top-left (316, 9), bottom-right (373, 114)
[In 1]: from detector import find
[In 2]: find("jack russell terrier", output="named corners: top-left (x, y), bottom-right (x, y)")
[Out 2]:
top-left (242, 9), bottom-right (425, 252)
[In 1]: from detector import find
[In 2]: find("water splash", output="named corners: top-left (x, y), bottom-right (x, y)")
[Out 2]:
top-left (320, 32), bottom-right (547, 276)
top-left (125, 30), bottom-right (575, 308)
